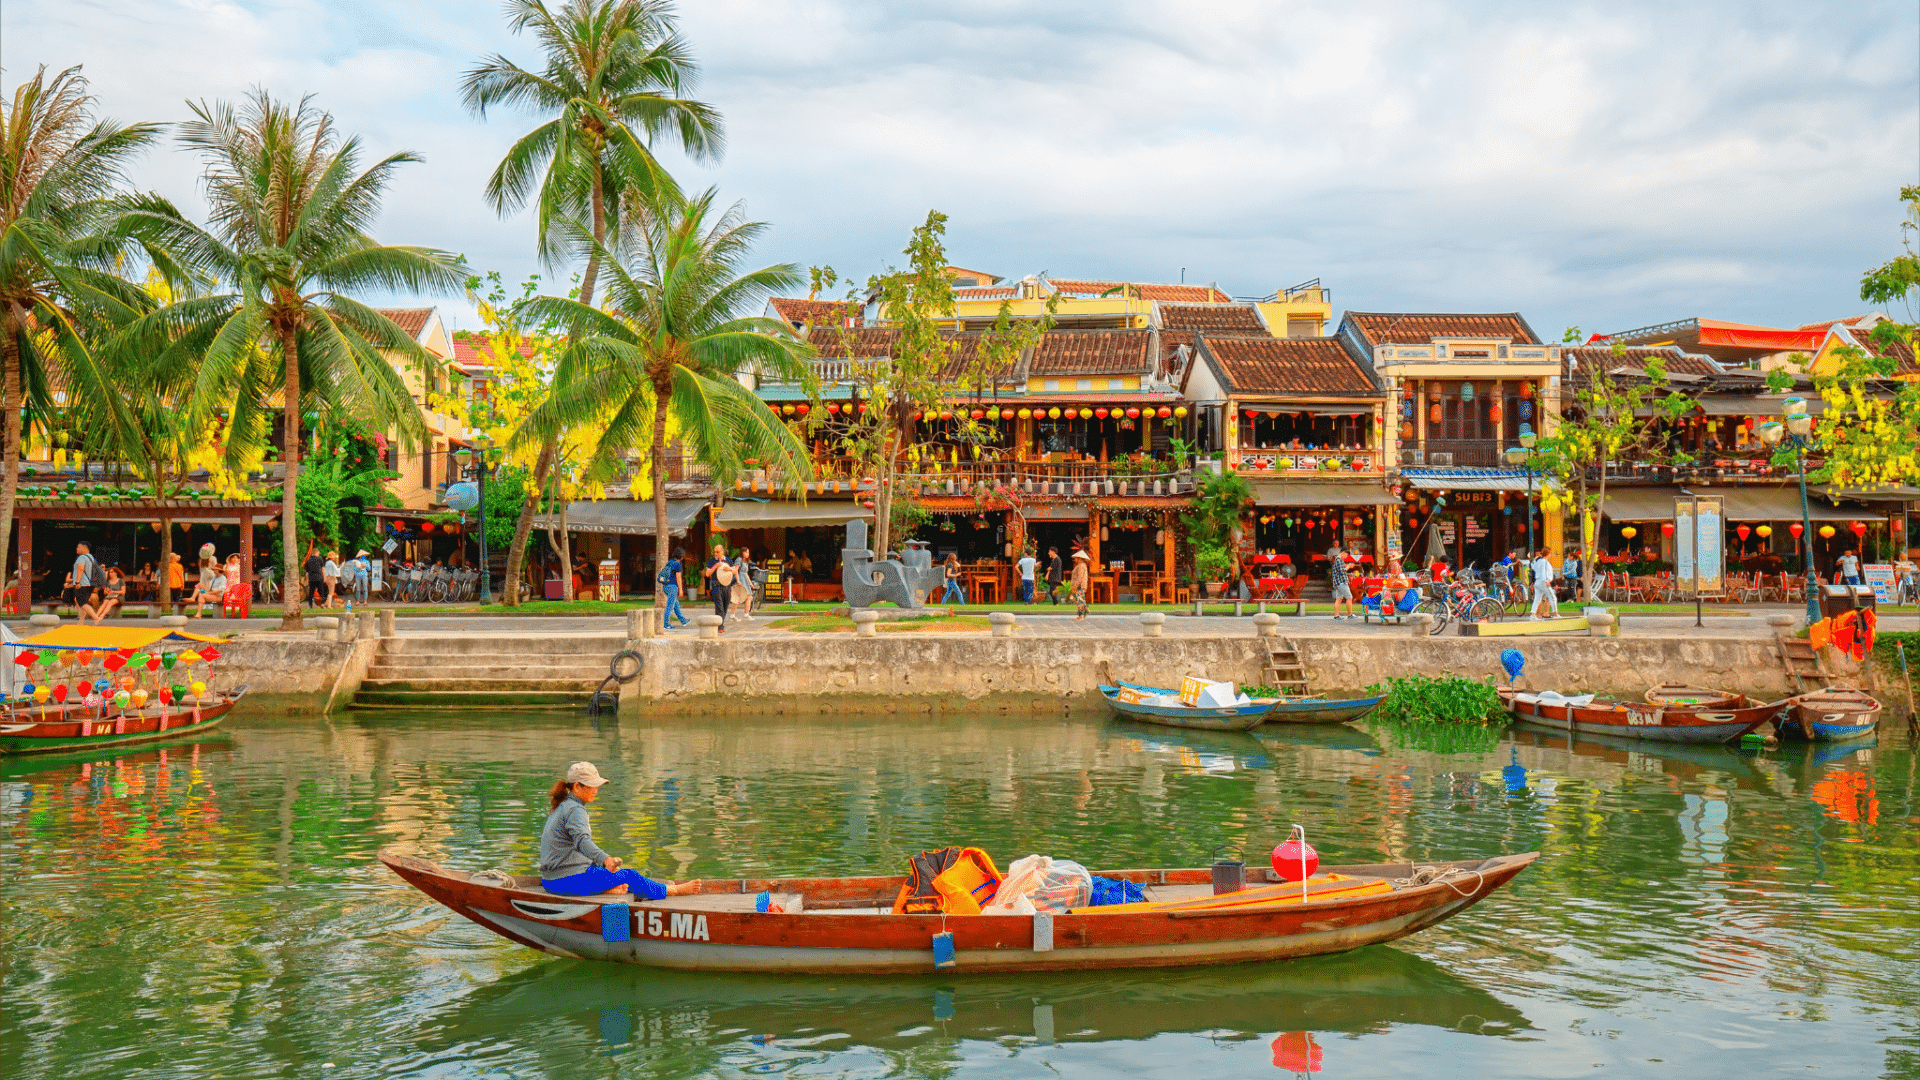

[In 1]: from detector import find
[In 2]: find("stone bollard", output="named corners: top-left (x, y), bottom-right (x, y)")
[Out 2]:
top-left (311, 616), bottom-right (340, 642)
top-left (358, 608), bottom-right (376, 640)
top-left (626, 607), bottom-right (648, 640)
top-left (695, 614), bottom-right (723, 640)
top-left (1408, 612), bottom-right (1434, 638)
top-left (1586, 610), bottom-right (1615, 638)
top-left (1252, 612), bottom-right (1281, 639)
top-left (1766, 613), bottom-right (1797, 637)
top-left (1139, 611), bottom-right (1166, 638)
top-left (852, 610), bottom-right (881, 638)
top-left (159, 614), bottom-right (188, 630)
top-left (378, 608), bottom-right (395, 638)
top-left (338, 612), bottom-right (357, 642)
top-left (28, 613), bottom-right (60, 629)
top-left (989, 611), bottom-right (1017, 638)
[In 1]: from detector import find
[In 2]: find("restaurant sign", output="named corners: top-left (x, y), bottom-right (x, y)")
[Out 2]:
top-left (1025, 504), bottom-right (1091, 521)
top-left (1673, 496), bottom-right (1724, 595)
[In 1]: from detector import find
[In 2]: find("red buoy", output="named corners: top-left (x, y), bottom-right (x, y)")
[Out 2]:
top-left (1272, 835), bottom-right (1318, 881)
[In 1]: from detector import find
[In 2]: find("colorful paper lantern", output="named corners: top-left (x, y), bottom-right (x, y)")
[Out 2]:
top-left (939, 410), bottom-right (954, 420)
top-left (201, 647), bottom-right (221, 662)
top-left (971, 408), bottom-right (985, 420)
top-left (1001, 408), bottom-right (1015, 419)
top-left (1757, 525), bottom-right (1772, 538)
top-left (1174, 406), bottom-right (1188, 418)
top-left (12, 651), bottom-right (36, 668)
top-left (795, 403), bottom-right (810, 416)
top-left (1519, 400), bottom-right (1533, 420)
top-left (33, 686), bottom-right (49, 704)
top-left (1819, 525), bottom-right (1836, 538)
top-left (1047, 407), bottom-right (1062, 419)
top-left (113, 690), bottom-right (130, 709)
top-left (1520, 381), bottom-right (1534, 399)
top-left (52, 685), bottom-right (68, 704)
top-left (190, 681), bottom-right (207, 699)
top-left (145, 654), bottom-right (161, 672)
top-left (1736, 525), bottom-right (1751, 543)
top-left (420, 521), bottom-right (435, 533)
top-left (158, 686), bottom-right (173, 706)
top-left (1017, 408), bottom-right (1032, 419)
top-left (161, 652), bottom-right (178, 670)
top-left (131, 689), bottom-right (148, 709)
top-left (1851, 521), bottom-right (1868, 537)
top-left (911, 411), bottom-right (923, 421)
top-left (1621, 526), bottom-right (1638, 539)
top-left (77, 680), bottom-right (92, 697)
top-left (1790, 523), bottom-right (1804, 539)
top-left (102, 654), bottom-right (126, 673)
top-left (1157, 407), bottom-right (1172, 418)
top-left (781, 404), bottom-right (796, 415)
top-left (1095, 408), bottom-right (1109, 419)
top-left (1661, 522), bottom-right (1675, 537)
top-left (178, 651), bottom-right (202, 666)
top-left (171, 684), bottom-right (188, 703)
top-left (1488, 403), bottom-right (1502, 423)
top-left (1429, 403), bottom-right (1443, 424)
top-left (825, 402), bottom-right (839, 414)
top-left (1074, 408), bottom-right (1089, 419)
top-left (1246, 410), bottom-right (1259, 420)
top-left (1126, 407), bottom-right (1141, 419)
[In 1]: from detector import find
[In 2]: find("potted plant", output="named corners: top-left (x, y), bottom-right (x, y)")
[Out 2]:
top-left (1195, 542), bottom-right (1233, 597)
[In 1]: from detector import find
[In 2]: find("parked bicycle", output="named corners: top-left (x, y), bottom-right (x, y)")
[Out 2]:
top-left (1413, 564), bottom-right (1506, 635)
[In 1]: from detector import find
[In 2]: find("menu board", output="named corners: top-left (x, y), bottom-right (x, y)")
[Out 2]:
top-left (1864, 563), bottom-right (1895, 602)
top-left (1673, 496), bottom-right (1724, 595)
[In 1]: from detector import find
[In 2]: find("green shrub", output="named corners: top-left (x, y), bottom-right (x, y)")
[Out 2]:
top-left (1366, 673), bottom-right (1504, 724)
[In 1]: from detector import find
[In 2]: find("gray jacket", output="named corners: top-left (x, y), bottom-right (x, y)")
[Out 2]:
top-left (539, 794), bottom-right (611, 879)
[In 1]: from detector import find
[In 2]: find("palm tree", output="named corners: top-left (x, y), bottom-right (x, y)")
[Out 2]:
top-left (0, 65), bottom-right (170, 593)
top-left (518, 188), bottom-right (812, 598)
top-left (462, 0), bottom-right (722, 603)
top-left (128, 90), bottom-right (463, 629)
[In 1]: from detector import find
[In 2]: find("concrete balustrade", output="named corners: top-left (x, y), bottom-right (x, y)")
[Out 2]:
top-left (1252, 613), bottom-right (1281, 638)
top-left (1139, 612), bottom-right (1166, 638)
top-left (989, 612), bottom-right (1017, 638)
top-left (852, 611), bottom-right (881, 638)
top-left (310, 616), bottom-right (340, 642)
top-left (695, 614), bottom-right (724, 640)
top-left (1767, 613), bottom-right (1798, 635)
top-left (1408, 613), bottom-right (1435, 637)
top-left (358, 608), bottom-right (376, 640)
top-left (379, 609), bottom-right (396, 638)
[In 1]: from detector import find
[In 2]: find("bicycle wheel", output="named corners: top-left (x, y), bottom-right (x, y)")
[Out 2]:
top-left (1414, 598), bottom-right (1450, 635)
top-left (1468, 597), bottom-right (1505, 623)
top-left (429, 577), bottom-right (448, 603)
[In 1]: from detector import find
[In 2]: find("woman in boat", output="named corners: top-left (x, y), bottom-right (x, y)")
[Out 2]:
top-left (541, 761), bottom-right (699, 899)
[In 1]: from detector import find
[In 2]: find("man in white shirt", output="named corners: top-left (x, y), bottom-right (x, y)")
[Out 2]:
top-left (1016, 550), bottom-right (1039, 604)
top-left (1530, 549), bottom-right (1559, 619)
top-left (1838, 549), bottom-right (1862, 586)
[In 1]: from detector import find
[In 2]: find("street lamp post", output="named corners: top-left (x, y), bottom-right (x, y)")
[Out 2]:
top-left (450, 438), bottom-right (497, 605)
top-left (1757, 399), bottom-right (1821, 625)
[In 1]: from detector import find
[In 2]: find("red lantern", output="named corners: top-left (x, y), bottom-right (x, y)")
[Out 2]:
top-left (1790, 523), bottom-right (1804, 539)
top-left (1737, 525), bottom-right (1751, 542)
top-left (1245, 410), bottom-right (1259, 420)
top-left (1744, 416), bottom-right (1755, 430)
top-left (103, 654), bottom-right (126, 673)
top-left (12, 651), bottom-right (36, 668)
top-left (1488, 403), bottom-right (1502, 423)
top-left (971, 408), bottom-right (985, 420)
top-left (1429, 403), bottom-right (1443, 424)
top-left (795, 403), bottom-right (810, 416)
top-left (911, 411), bottom-right (923, 421)
top-left (1520, 382), bottom-right (1534, 399)
top-left (1001, 408), bottom-right (1015, 419)
top-left (52, 684), bottom-right (69, 704)
top-left (420, 521), bottom-right (435, 533)
top-left (1661, 522), bottom-right (1674, 537)
top-left (1157, 407), bottom-right (1172, 418)
top-left (825, 402), bottom-right (839, 414)
top-left (1851, 521), bottom-right (1868, 538)
top-left (939, 411), bottom-right (953, 420)
top-left (857, 403), bottom-right (868, 414)
top-left (1095, 408), bottom-right (1109, 419)
top-left (1126, 407), bottom-right (1141, 419)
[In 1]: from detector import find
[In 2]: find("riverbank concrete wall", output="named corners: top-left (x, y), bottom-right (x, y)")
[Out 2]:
top-left (628, 633), bottom-right (1806, 716)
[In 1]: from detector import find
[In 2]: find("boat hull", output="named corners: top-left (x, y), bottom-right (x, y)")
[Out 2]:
top-left (1261, 695), bottom-right (1384, 725)
top-left (381, 852), bottom-right (1536, 975)
top-left (1777, 688), bottom-right (1882, 741)
top-left (1501, 689), bottom-right (1780, 744)
top-left (0, 691), bottom-right (244, 755)
top-left (1101, 684), bottom-right (1272, 731)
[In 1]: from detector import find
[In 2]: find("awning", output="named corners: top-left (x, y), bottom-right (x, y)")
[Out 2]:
top-left (12, 626), bottom-right (224, 651)
top-left (714, 500), bottom-right (872, 528)
top-left (1253, 482), bottom-right (1399, 507)
top-left (1637, 394), bottom-right (1832, 418)
top-left (1403, 470), bottom-right (1538, 493)
top-left (1242, 403), bottom-right (1373, 416)
top-left (533, 499), bottom-right (709, 537)
top-left (1598, 486), bottom-right (1865, 522)
top-left (1814, 485), bottom-right (1920, 503)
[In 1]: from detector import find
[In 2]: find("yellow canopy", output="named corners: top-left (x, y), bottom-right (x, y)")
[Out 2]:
top-left (11, 626), bottom-right (225, 651)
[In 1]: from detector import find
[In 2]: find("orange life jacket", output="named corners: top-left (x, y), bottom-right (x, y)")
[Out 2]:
top-left (891, 847), bottom-right (1001, 915)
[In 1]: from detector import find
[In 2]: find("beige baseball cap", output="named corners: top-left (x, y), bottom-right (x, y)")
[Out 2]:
top-left (565, 761), bottom-right (609, 787)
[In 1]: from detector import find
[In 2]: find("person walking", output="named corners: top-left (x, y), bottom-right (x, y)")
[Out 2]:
top-left (657, 547), bottom-right (690, 629)
top-left (322, 550), bottom-right (342, 608)
top-left (702, 542), bottom-right (734, 632)
top-left (732, 548), bottom-right (757, 620)
top-left (939, 553), bottom-right (967, 605)
top-left (1327, 542), bottom-right (1356, 620)
top-left (303, 544), bottom-right (327, 608)
top-left (166, 552), bottom-right (186, 615)
top-left (1530, 548), bottom-right (1560, 619)
top-left (70, 542), bottom-right (101, 610)
top-left (351, 550), bottom-right (372, 605)
top-left (1045, 546), bottom-right (1064, 604)
top-left (1016, 548), bottom-right (1038, 604)
top-left (1069, 549), bottom-right (1091, 620)
top-left (1838, 548), bottom-right (1863, 586)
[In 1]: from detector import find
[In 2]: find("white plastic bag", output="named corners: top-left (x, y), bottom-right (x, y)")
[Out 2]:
top-left (983, 855), bottom-right (1092, 914)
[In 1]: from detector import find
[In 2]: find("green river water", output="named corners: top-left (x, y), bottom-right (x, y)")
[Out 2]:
top-left (1, 709), bottom-right (1915, 1079)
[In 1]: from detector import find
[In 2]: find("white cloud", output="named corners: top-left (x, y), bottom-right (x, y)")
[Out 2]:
top-left (3, 0), bottom-right (1914, 335)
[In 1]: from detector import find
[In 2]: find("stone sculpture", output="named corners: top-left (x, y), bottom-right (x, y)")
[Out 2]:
top-left (842, 518), bottom-right (944, 609)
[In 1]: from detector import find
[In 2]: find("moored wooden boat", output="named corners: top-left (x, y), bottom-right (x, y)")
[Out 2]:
top-left (1100, 682), bottom-right (1274, 732)
top-left (380, 849), bottom-right (1537, 974)
top-left (1260, 693), bottom-right (1384, 725)
top-left (1500, 687), bottom-right (1782, 743)
top-left (0, 685), bottom-right (247, 755)
top-left (1777, 685), bottom-right (1882, 741)
top-left (1644, 684), bottom-right (1741, 709)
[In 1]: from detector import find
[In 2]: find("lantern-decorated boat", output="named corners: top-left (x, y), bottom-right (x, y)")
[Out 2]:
top-left (1, 627), bottom-right (246, 755)
top-left (380, 848), bottom-right (1537, 975)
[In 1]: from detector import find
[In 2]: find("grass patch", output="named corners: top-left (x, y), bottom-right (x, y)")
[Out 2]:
top-left (768, 614), bottom-right (994, 634)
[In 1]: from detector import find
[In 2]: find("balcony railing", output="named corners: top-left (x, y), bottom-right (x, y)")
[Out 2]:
top-left (1414, 439), bottom-right (1504, 468)
top-left (736, 456), bottom-right (1195, 497)
top-left (1229, 448), bottom-right (1382, 475)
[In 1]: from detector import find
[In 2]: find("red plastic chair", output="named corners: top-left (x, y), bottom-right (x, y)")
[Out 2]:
top-left (221, 582), bottom-right (252, 619)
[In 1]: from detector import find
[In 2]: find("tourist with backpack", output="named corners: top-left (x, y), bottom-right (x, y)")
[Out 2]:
top-left (657, 548), bottom-right (690, 629)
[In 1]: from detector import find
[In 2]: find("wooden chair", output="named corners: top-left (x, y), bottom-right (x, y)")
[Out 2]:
top-left (1089, 575), bottom-right (1115, 605)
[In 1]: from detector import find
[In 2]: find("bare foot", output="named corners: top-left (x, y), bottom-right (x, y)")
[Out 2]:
top-left (665, 879), bottom-right (702, 896)
top-left (610, 883), bottom-right (630, 894)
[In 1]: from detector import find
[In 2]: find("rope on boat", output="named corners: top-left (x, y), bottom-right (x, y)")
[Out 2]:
top-left (1394, 864), bottom-right (1486, 897)
top-left (470, 868), bottom-right (516, 888)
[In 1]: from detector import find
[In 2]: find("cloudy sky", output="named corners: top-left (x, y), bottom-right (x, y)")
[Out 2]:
top-left (5, 1), bottom-right (1916, 338)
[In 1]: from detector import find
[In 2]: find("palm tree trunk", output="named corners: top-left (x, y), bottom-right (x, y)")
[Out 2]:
top-left (0, 306), bottom-right (22, 611)
top-left (501, 168), bottom-right (608, 606)
top-left (651, 376), bottom-right (672, 616)
top-left (279, 320), bottom-right (304, 630)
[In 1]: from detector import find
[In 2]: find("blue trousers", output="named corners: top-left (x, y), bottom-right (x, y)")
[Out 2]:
top-left (1021, 579), bottom-right (1035, 603)
top-left (940, 579), bottom-right (967, 604)
top-left (543, 864), bottom-right (667, 900)
top-left (661, 584), bottom-right (687, 626)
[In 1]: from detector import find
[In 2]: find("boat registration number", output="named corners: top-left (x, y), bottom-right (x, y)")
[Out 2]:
top-left (639, 910), bottom-right (711, 941)
top-left (1626, 709), bottom-right (1659, 726)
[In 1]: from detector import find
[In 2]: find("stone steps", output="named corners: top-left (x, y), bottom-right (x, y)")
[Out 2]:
top-left (349, 634), bottom-right (625, 710)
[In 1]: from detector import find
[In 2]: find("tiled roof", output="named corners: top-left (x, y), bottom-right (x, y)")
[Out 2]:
top-left (1345, 312), bottom-right (1540, 346)
top-left (1832, 324), bottom-right (1919, 376)
top-left (1204, 336), bottom-right (1377, 395)
top-left (953, 286), bottom-right (1019, 301)
top-left (450, 331), bottom-right (537, 370)
top-left (1563, 345), bottom-right (1721, 380)
top-left (1047, 278), bottom-right (1231, 303)
top-left (768, 297), bottom-right (862, 328)
top-left (374, 307), bottom-right (434, 339)
top-left (804, 327), bottom-right (992, 381)
top-left (1797, 314), bottom-right (1874, 332)
top-left (1029, 329), bottom-right (1153, 376)
top-left (1158, 303), bottom-right (1266, 335)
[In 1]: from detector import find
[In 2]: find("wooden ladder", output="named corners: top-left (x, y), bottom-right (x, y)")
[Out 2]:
top-left (1779, 638), bottom-right (1828, 692)
top-left (1264, 637), bottom-right (1310, 694)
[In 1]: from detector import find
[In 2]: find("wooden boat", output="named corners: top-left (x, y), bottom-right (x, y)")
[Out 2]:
top-left (380, 849), bottom-right (1537, 974)
top-left (1500, 687), bottom-right (1782, 743)
top-left (1261, 693), bottom-right (1384, 725)
top-left (1100, 682), bottom-right (1275, 732)
top-left (1777, 685), bottom-right (1882, 741)
top-left (1645, 684), bottom-right (1741, 709)
top-left (0, 685), bottom-right (248, 755)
